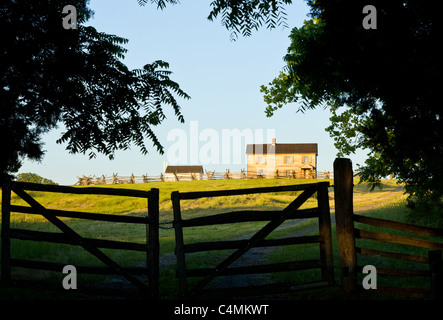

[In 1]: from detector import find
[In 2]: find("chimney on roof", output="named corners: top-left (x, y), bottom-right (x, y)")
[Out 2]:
top-left (272, 138), bottom-right (276, 146)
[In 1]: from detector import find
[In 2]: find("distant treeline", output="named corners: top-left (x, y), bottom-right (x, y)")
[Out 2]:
top-left (16, 173), bottom-right (58, 185)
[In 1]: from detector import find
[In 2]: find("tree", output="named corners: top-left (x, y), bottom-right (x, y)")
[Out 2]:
top-left (1, 0), bottom-right (190, 183)
top-left (141, 0), bottom-right (441, 207)
top-left (260, 0), bottom-right (441, 207)
top-left (16, 173), bottom-right (58, 185)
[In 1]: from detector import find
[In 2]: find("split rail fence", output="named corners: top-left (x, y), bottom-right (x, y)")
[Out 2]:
top-left (2, 158), bottom-right (443, 300)
top-left (171, 181), bottom-right (334, 298)
top-left (1, 181), bottom-right (159, 298)
top-left (74, 170), bottom-right (333, 185)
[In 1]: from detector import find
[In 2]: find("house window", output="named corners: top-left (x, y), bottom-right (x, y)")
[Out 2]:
top-left (257, 156), bottom-right (266, 164)
top-left (285, 156), bottom-right (292, 164)
top-left (303, 155), bottom-right (309, 163)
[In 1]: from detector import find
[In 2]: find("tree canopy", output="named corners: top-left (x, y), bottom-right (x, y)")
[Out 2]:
top-left (3, 0), bottom-right (441, 211)
top-left (16, 172), bottom-right (57, 185)
top-left (139, 0), bottom-right (293, 40)
top-left (140, 1), bottom-right (441, 206)
top-left (1, 0), bottom-right (190, 182)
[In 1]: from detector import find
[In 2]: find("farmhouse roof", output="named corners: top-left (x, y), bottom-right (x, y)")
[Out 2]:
top-left (165, 165), bottom-right (204, 174)
top-left (246, 143), bottom-right (318, 155)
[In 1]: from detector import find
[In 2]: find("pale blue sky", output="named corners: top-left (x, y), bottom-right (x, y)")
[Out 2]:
top-left (19, 0), bottom-right (368, 185)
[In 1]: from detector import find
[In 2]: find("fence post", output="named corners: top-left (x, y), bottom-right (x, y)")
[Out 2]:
top-left (317, 181), bottom-right (334, 286)
top-left (1, 182), bottom-right (12, 284)
top-left (172, 191), bottom-right (187, 297)
top-left (334, 158), bottom-right (357, 293)
top-left (429, 250), bottom-right (443, 300)
top-left (147, 188), bottom-right (160, 299)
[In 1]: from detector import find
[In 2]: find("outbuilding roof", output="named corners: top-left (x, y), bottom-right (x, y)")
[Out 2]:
top-left (164, 165), bottom-right (204, 173)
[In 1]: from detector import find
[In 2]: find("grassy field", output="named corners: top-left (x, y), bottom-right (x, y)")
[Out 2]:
top-left (2, 177), bottom-right (438, 300)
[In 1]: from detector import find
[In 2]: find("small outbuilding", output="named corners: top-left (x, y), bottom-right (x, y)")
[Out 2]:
top-left (164, 165), bottom-right (204, 181)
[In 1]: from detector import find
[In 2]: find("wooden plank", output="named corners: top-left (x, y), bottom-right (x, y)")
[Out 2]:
top-left (356, 246), bottom-right (429, 264)
top-left (317, 182), bottom-right (334, 285)
top-left (354, 214), bottom-right (443, 238)
top-left (177, 183), bottom-right (319, 200)
top-left (185, 259), bottom-right (322, 277)
top-left (11, 258), bottom-right (147, 275)
top-left (172, 191), bottom-right (187, 297)
top-left (372, 286), bottom-right (431, 299)
top-left (355, 228), bottom-right (443, 250)
top-left (10, 228), bottom-right (147, 251)
top-left (1, 183), bottom-right (12, 284)
top-left (12, 181), bottom-right (151, 198)
top-left (10, 205), bottom-right (148, 224)
top-left (356, 265), bottom-right (429, 277)
top-left (184, 235), bottom-right (322, 253)
top-left (201, 280), bottom-right (330, 299)
top-left (11, 186), bottom-right (149, 294)
top-left (188, 186), bottom-right (317, 297)
top-left (429, 250), bottom-right (443, 299)
top-left (181, 208), bottom-right (319, 227)
top-left (147, 188), bottom-right (160, 299)
top-left (6, 278), bottom-right (144, 298)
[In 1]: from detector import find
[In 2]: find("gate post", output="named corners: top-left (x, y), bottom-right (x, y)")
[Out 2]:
top-left (317, 182), bottom-right (334, 286)
top-left (172, 191), bottom-right (187, 297)
top-left (147, 188), bottom-right (160, 299)
top-left (1, 182), bottom-right (12, 284)
top-left (334, 158), bottom-right (357, 293)
top-left (429, 250), bottom-right (443, 300)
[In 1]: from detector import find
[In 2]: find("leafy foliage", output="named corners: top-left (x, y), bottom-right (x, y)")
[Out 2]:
top-left (207, 0), bottom-right (292, 40)
top-left (261, 0), bottom-right (442, 204)
top-left (137, 0), bottom-right (180, 10)
top-left (138, 0), bottom-right (293, 40)
top-left (1, 0), bottom-right (189, 182)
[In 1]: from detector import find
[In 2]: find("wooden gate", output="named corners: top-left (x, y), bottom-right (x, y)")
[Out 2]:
top-left (172, 182), bottom-right (334, 298)
top-left (1, 181), bottom-right (159, 298)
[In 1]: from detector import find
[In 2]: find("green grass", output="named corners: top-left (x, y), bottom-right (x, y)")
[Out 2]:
top-left (266, 187), bottom-right (443, 300)
top-left (2, 177), bottom-right (438, 300)
top-left (0, 178), bottom-right (322, 298)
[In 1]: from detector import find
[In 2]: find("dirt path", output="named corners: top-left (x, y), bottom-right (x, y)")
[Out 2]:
top-left (351, 186), bottom-right (405, 214)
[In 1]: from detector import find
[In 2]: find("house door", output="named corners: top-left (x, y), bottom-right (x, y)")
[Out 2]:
top-left (301, 164), bottom-right (314, 178)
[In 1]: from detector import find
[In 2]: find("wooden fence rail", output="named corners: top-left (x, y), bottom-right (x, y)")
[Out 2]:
top-left (334, 158), bottom-right (443, 299)
top-left (4, 157), bottom-right (442, 300)
top-left (1, 181), bottom-right (160, 298)
top-left (172, 181), bottom-right (334, 298)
